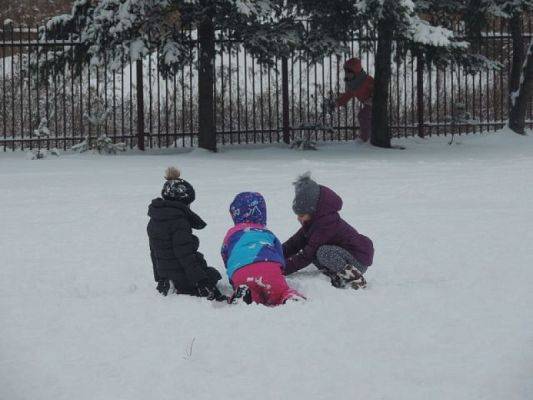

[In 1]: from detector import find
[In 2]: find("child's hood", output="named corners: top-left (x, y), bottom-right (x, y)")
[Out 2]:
top-left (344, 58), bottom-right (363, 75)
top-left (230, 192), bottom-right (267, 226)
top-left (148, 198), bottom-right (206, 230)
top-left (314, 186), bottom-right (343, 219)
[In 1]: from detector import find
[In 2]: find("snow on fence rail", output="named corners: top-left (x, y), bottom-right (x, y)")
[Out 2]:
top-left (1, 17), bottom-right (532, 151)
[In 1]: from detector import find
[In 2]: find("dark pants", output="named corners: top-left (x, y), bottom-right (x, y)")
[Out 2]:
top-left (315, 245), bottom-right (367, 275)
top-left (358, 103), bottom-right (372, 142)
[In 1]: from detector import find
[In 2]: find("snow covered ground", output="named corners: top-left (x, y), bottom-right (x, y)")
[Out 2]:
top-left (1, 129), bottom-right (533, 400)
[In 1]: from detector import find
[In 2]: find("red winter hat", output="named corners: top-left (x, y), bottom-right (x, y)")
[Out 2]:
top-left (343, 58), bottom-right (363, 75)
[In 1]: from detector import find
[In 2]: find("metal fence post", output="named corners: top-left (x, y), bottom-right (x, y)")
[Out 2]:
top-left (281, 56), bottom-right (290, 144)
top-left (136, 59), bottom-right (145, 150)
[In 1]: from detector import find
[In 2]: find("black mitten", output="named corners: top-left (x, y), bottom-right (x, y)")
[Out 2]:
top-left (156, 279), bottom-right (170, 296)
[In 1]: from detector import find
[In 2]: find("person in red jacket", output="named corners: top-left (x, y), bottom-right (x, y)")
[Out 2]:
top-left (333, 58), bottom-right (374, 142)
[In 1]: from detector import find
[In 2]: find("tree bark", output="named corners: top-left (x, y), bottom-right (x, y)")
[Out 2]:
top-left (136, 59), bottom-right (145, 151)
top-left (508, 15), bottom-right (524, 98)
top-left (416, 52), bottom-right (425, 138)
top-left (281, 57), bottom-right (291, 144)
top-left (509, 17), bottom-right (532, 135)
top-left (371, 13), bottom-right (393, 148)
top-left (198, 16), bottom-right (217, 151)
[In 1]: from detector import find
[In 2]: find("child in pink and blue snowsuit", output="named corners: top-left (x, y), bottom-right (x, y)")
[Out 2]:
top-left (221, 192), bottom-right (304, 305)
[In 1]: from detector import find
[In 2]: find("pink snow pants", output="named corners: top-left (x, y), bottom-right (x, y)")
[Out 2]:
top-left (231, 262), bottom-right (303, 306)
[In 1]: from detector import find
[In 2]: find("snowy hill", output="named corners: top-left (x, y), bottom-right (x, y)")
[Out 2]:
top-left (1, 129), bottom-right (532, 400)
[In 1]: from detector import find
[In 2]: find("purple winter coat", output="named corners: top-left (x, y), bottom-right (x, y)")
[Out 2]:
top-left (282, 185), bottom-right (374, 275)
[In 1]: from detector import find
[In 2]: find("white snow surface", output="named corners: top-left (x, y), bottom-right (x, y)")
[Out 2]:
top-left (1, 129), bottom-right (533, 400)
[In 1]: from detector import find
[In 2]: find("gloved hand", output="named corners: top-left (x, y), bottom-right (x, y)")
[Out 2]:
top-left (156, 279), bottom-right (170, 296)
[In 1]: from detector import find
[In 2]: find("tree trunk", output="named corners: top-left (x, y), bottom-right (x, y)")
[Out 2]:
top-left (136, 59), bottom-right (145, 151)
top-left (281, 57), bottom-right (291, 144)
top-left (198, 16), bottom-right (216, 151)
top-left (416, 52), bottom-right (425, 138)
top-left (371, 14), bottom-right (393, 148)
top-left (510, 39), bottom-right (533, 134)
top-left (508, 15), bottom-right (524, 99)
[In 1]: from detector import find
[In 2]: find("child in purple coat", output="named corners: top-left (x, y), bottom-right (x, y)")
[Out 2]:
top-left (283, 173), bottom-right (374, 289)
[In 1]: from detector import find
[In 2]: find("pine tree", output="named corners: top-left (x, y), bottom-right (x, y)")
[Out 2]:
top-left (509, 38), bottom-right (533, 135)
top-left (500, 1), bottom-right (533, 135)
top-left (37, 0), bottom-right (499, 150)
top-left (36, 0), bottom-right (304, 151)
top-left (293, 0), bottom-right (491, 148)
top-left (71, 97), bottom-right (127, 154)
top-left (462, 0), bottom-right (533, 134)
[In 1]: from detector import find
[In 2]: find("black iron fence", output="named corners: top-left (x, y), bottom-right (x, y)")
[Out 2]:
top-left (1, 17), bottom-right (532, 152)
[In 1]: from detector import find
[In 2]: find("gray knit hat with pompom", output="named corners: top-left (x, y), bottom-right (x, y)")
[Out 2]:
top-left (292, 172), bottom-right (320, 215)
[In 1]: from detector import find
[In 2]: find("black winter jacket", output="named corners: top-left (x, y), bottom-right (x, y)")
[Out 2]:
top-left (147, 198), bottom-right (220, 290)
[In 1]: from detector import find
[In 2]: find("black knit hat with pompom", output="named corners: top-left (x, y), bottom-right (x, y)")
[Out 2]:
top-left (161, 167), bottom-right (195, 205)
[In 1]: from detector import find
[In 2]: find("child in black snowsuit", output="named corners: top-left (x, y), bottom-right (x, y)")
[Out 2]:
top-left (147, 167), bottom-right (225, 301)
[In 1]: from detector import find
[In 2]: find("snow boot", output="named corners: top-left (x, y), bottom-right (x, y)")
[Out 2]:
top-left (197, 284), bottom-right (227, 302)
top-left (283, 292), bottom-right (306, 303)
top-left (228, 285), bottom-right (252, 305)
top-left (333, 265), bottom-right (367, 290)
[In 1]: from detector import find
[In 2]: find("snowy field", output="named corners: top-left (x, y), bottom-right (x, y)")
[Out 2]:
top-left (1, 129), bottom-right (533, 400)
